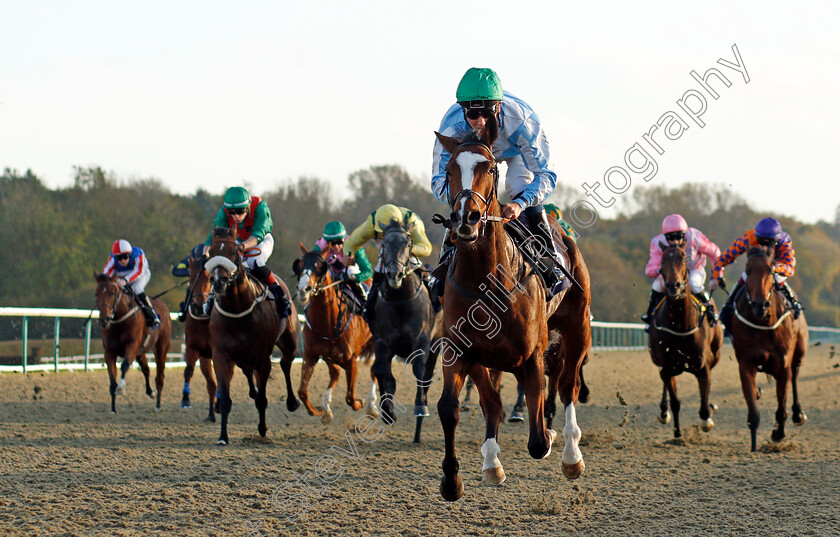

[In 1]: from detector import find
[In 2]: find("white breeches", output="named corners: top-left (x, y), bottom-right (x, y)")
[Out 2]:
top-left (242, 233), bottom-right (274, 269)
top-left (653, 269), bottom-right (706, 294)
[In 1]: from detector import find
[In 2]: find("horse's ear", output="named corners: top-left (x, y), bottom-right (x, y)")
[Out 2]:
top-left (292, 259), bottom-right (301, 276)
top-left (405, 221), bottom-right (416, 232)
top-left (299, 241), bottom-right (308, 254)
top-left (435, 131), bottom-right (461, 155)
top-left (658, 241), bottom-right (669, 251)
top-left (482, 114), bottom-right (499, 147)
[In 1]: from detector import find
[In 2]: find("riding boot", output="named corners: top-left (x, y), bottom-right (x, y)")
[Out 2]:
top-left (776, 281), bottom-right (803, 319)
top-left (363, 272), bottom-right (384, 325)
top-left (137, 292), bottom-right (161, 329)
top-left (251, 264), bottom-right (291, 321)
top-left (428, 236), bottom-right (454, 299)
top-left (719, 281), bottom-right (741, 337)
top-left (641, 290), bottom-right (666, 325)
top-left (346, 279), bottom-right (368, 313)
top-left (420, 270), bottom-right (442, 313)
top-left (693, 290), bottom-right (717, 326)
top-left (525, 206), bottom-right (567, 296)
top-left (177, 287), bottom-right (191, 322)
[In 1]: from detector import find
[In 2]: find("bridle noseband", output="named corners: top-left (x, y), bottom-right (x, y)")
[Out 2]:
top-left (448, 142), bottom-right (504, 229)
top-left (383, 226), bottom-right (417, 283)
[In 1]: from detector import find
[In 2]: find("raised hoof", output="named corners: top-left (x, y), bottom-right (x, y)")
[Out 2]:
top-left (508, 407), bottom-right (525, 422)
top-left (541, 429), bottom-right (557, 459)
top-left (216, 439), bottom-right (228, 446)
top-left (482, 466), bottom-right (506, 485)
top-left (460, 402), bottom-right (471, 412)
top-left (204, 415), bottom-right (216, 423)
top-left (562, 459), bottom-right (585, 480)
top-left (146, 389), bottom-right (157, 399)
top-left (658, 411), bottom-right (672, 424)
top-left (701, 418), bottom-right (715, 432)
top-left (710, 403), bottom-right (719, 414)
top-left (115, 379), bottom-right (127, 396)
top-left (793, 411), bottom-right (807, 426)
top-left (180, 400), bottom-right (192, 409)
top-left (320, 410), bottom-right (333, 425)
top-left (440, 475), bottom-right (464, 502)
top-left (286, 397), bottom-right (300, 413)
top-left (414, 405), bottom-right (429, 417)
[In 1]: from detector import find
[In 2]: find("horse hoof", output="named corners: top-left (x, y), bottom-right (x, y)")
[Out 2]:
top-left (115, 379), bottom-right (127, 396)
top-left (414, 405), bottom-right (429, 417)
top-left (562, 459), bottom-right (585, 480)
top-left (154, 405), bottom-right (161, 413)
top-left (508, 408), bottom-right (525, 422)
top-left (147, 389), bottom-right (157, 399)
top-left (482, 467), bottom-right (506, 485)
top-left (204, 415), bottom-right (216, 423)
top-left (217, 439), bottom-right (228, 446)
top-left (321, 411), bottom-right (333, 425)
top-left (287, 398), bottom-right (300, 413)
top-left (460, 403), bottom-right (471, 412)
top-left (180, 400), bottom-right (192, 409)
top-left (539, 429), bottom-right (557, 460)
top-left (365, 402), bottom-right (380, 419)
top-left (771, 429), bottom-right (785, 443)
top-left (710, 403), bottom-right (719, 415)
top-left (440, 475), bottom-right (464, 502)
top-left (794, 412), bottom-right (807, 426)
top-left (658, 411), bottom-right (672, 424)
top-left (701, 418), bottom-right (714, 432)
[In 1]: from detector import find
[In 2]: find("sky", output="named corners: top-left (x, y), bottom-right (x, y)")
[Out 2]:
top-left (2, 1), bottom-right (839, 224)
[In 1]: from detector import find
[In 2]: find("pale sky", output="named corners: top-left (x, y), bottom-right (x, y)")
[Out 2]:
top-left (3, 1), bottom-right (839, 224)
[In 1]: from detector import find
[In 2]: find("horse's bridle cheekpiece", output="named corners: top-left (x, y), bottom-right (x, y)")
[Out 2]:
top-left (448, 142), bottom-right (504, 229)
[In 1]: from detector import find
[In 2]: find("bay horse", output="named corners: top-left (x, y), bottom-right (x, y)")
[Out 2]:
top-left (434, 127), bottom-right (592, 501)
top-left (372, 221), bottom-right (441, 443)
top-left (206, 227), bottom-right (300, 445)
top-left (179, 247), bottom-right (218, 422)
top-left (293, 245), bottom-right (377, 423)
top-left (93, 273), bottom-right (172, 413)
top-left (732, 246), bottom-right (808, 451)
top-left (648, 242), bottom-right (723, 439)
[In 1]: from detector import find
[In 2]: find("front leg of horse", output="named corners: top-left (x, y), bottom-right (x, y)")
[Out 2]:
top-left (437, 363), bottom-right (467, 501)
top-left (255, 365), bottom-right (271, 438)
top-left (106, 356), bottom-right (119, 413)
top-left (243, 368), bottom-right (258, 400)
top-left (771, 367), bottom-right (791, 443)
top-left (116, 358), bottom-right (131, 396)
top-left (297, 353), bottom-right (323, 417)
top-left (372, 341), bottom-right (396, 422)
top-left (542, 378), bottom-right (556, 429)
top-left (696, 366), bottom-right (716, 432)
top-left (182, 352), bottom-right (197, 409)
top-left (791, 357), bottom-right (807, 426)
top-left (279, 350), bottom-right (300, 412)
top-left (518, 355), bottom-right (554, 460)
top-left (658, 382), bottom-right (671, 424)
top-left (199, 357), bottom-right (217, 423)
top-left (470, 365), bottom-right (506, 485)
top-left (738, 364), bottom-right (761, 452)
top-left (662, 372), bottom-right (681, 439)
top-left (343, 357), bottom-right (365, 412)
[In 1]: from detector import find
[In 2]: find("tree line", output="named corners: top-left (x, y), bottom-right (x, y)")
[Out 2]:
top-left (2, 166), bottom-right (839, 340)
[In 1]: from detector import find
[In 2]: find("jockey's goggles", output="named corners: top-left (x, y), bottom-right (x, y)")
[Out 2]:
top-left (756, 236), bottom-right (778, 247)
top-left (228, 208), bottom-right (247, 215)
top-left (463, 107), bottom-right (496, 120)
top-left (327, 238), bottom-right (345, 246)
top-left (665, 231), bottom-right (686, 242)
top-left (115, 253), bottom-right (130, 262)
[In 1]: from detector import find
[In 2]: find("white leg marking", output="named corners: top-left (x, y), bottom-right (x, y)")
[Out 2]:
top-left (481, 438), bottom-right (506, 484)
top-left (115, 378), bottom-right (127, 396)
top-left (562, 403), bottom-right (583, 466)
top-left (321, 386), bottom-right (333, 411)
top-left (701, 417), bottom-right (714, 432)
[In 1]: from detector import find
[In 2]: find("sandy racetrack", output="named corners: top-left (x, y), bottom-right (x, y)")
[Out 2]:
top-left (1, 344), bottom-right (839, 536)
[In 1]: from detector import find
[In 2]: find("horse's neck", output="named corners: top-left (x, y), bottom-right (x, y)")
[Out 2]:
top-left (224, 272), bottom-right (259, 307)
top-left (382, 271), bottom-right (421, 301)
top-left (663, 293), bottom-right (696, 328)
top-left (308, 278), bottom-right (342, 328)
top-left (453, 221), bottom-right (516, 289)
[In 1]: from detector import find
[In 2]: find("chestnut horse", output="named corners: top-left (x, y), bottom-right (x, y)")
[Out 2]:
top-left (434, 128), bottom-right (592, 501)
top-left (179, 247), bottom-right (218, 422)
top-left (94, 273), bottom-right (172, 413)
top-left (206, 227), bottom-right (300, 445)
top-left (648, 242), bottom-right (723, 439)
top-left (733, 246), bottom-right (808, 451)
top-left (293, 245), bottom-right (377, 423)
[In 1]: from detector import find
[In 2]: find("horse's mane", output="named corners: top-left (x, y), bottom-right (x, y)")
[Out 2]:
top-left (747, 246), bottom-right (772, 258)
top-left (212, 226), bottom-right (234, 239)
top-left (96, 273), bottom-right (112, 283)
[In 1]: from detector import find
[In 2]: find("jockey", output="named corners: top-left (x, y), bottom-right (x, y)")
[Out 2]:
top-left (313, 221), bottom-right (373, 308)
top-left (344, 204), bottom-right (434, 324)
top-left (102, 239), bottom-right (161, 328)
top-left (202, 186), bottom-right (291, 320)
top-left (641, 214), bottom-right (721, 327)
top-left (710, 217), bottom-right (802, 332)
top-left (431, 67), bottom-right (565, 296)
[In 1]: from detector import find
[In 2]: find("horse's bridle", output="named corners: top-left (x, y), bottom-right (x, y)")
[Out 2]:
top-left (447, 142), bottom-right (504, 229)
top-left (660, 246), bottom-right (688, 299)
top-left (206, 237), bottom-right (244, 293)
top-left (383, 226), bottom-right (418, 283)
top-left (744, 250), bottom-right (774, 312)
top-left (96, 281), bottom-right (138, 324)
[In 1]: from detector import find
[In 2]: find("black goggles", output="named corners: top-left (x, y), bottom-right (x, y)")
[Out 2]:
top-left (228, 207), bottom-right (247, 215)
top-left (464, 108), bottom-right (495, 120)
top-left (328, 238), bottom-right (345, 246)
top-left (756, 236), bottom-right (778, 247)
top-left (665, 231), bottom-right (686, 242)
top-left (115, 254), bottom-right (130, 261)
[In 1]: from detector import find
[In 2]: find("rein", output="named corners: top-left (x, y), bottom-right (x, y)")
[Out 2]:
top-left (207, 235), bottom-right (267, 319)
top-left (652, 295), bottom-right (706, 336)
top-left (97, 281), bottom-right (140, 324)
top-left (736, 249), bottom-right (793, 331)
top-left (213, 281), bottom-right (268, 318)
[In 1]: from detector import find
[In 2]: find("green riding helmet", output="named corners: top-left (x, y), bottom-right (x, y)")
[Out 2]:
top-left (223, 186), bottom-right (250, 209)
top-left (456, 67), bottom-right (503, 104)
top-left (323, 221), bottom-right (347, 241)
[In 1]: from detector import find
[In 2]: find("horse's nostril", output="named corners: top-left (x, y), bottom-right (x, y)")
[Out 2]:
top-left (467, 210), bottom-right (481, 225)
top-left (450, 211), bottom-right (459, 223)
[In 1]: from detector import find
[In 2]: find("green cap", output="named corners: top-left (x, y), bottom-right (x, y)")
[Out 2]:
top-left (323, 221), bottom-right (347, 240)
top-left (456, 68), bottom-right (503, 103)
top-left (223, 186), bottom-right (250, 209)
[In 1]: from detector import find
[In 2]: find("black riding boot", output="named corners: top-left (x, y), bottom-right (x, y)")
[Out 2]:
top-left (420, 270), bottom-right (442, 313)
top-left (137, 292), bottom-right (161, 329)
top-left (525, 206), bottom-right (567, 295)
top-left (428, 236), bottom-right (454, 299)
top-left (346, 279), bottom-right (368, 312)
top-left (363, 272), bottom-right (384, 325)
top-left (776, 281), bottom-right (803, 319)
top-left (252, 265), bottom-right (291, 320)
top-left (693, 290), bottom-right (717, 326)
top-left (641, 290), bottom-right (666, 324)
top-left (177, 287), bottom-right (192, 322)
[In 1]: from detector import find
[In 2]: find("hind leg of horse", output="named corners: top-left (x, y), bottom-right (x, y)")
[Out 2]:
top-left (658, 381), bottom-right (671, 424)
top-left (578, 357), bottom-right (591, 404)
top-left (469, 365), bottom-right (506, 485)
top-left (153, 340), bottom-right (168, 412)
top-left (106, 355), bottom-right (119, 413)
top-left (318, 361), bottom-right (341, 424)
top-left (135, 353), bottom-right (155, 400)
top-left (213, 358), bottom-right (235, 445)
top-left (696, 365), bottom-right (715, 432)
top-left (461, 377), bottom-right (474, 411)
top-left (438, 358), bottom-right (469, 501)
top-left (116, 357), bottom-right (131, 395)
top-left (543, 376), bottom-right (557, 429)
top-left (278, 343), bottom-right (300, 412)
top-left (199, 357), bottom-right (217, 423)
top-left (791, 340), bottom-right (807, 425)
top-left (243, 367), bottom-right (257, 400)
top-left (255, 362), bottom-right (271, 437)
top-left (182, 349), bottom-right (199, 409)
top-left (372, 340), bottom-right (396, 421)
top-left (515, 354), bottom-right (554, 461)
top-left (771, 366), bottom-right (791, 443)
top-left (556, 346), bottom-right (587, 479)
top-left (661, 372), bottom-right (681, 438)
top-left (412, 344), bottom-right (436, 443)
top-left (738, 363), bottom-right (760, 452)
top-left (297, 352), bottom-right (322, 417)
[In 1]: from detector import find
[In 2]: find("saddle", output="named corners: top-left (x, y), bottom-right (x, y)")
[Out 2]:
top-left (504, 216), bottom-right (572, 296)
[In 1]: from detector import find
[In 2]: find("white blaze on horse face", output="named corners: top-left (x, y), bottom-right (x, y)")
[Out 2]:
top-left (562, 403), bottom-right (583, 466)
top-left (297, 271), bottom-right (311, 296)
top-left (454, 151), bottom-right (488, 216)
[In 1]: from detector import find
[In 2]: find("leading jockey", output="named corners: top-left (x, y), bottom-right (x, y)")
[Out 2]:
top-left (641, 214), bottom-right (721, 327)
top-left (202, 186), bottom-right (291, 321)
top-left (312, 221), bottom-right (372, 309)
top-left (343, 204), bottom-right (434, 324)
top-left (102, 239), bottom-right (161, 328)
top-left (710, 217), bottom-right (802, 335)
top-left (431, 67), bottom-right (566, 297)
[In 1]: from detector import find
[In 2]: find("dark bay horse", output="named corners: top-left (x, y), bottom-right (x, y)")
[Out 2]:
top-left (434, 128), bottom-right (592, 501)
top-left (648, 242), bottom-right (723, 439)
top-left (372, 221), bottom-right (441, 443)
top-left (180, 248), bottom-right (218, 422)
top-left (206, 227), bottom-right (300, 445)
top-left (733, 246), bottom-right (808, 451)
top-left (293, 245), bottom-right (377, 423)
top-left (94, 273), bottom-right (172, 413)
